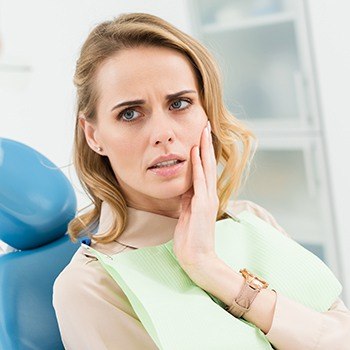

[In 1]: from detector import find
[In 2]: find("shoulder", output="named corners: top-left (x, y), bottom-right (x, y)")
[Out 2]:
top-left (52, 246), bottom-right (158, 349)
top-left (226, 199), bottom-right (290, 238)
top-left (54, 247), bottom-right (103, 291)
top-left (53, 246), bottom-right (131, 314)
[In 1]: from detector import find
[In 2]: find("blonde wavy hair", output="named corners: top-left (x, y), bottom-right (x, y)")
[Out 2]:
top-left (69, 12), bottom-right (257, 244)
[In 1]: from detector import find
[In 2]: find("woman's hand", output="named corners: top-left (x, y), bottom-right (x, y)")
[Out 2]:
top-left (172, 120), bottom-right (220, 278)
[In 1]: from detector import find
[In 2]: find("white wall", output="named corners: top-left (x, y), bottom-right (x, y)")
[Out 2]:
top-left (307, 0), bottom-right (350, 303)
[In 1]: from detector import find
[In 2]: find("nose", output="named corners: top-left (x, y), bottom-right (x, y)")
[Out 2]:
top-left (149, 116), bottom-right (176, 147)
top-left (153, 133), bottom-right (174, 146)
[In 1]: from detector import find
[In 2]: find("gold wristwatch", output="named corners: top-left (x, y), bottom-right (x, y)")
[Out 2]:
top-left (225, 268), bottom-right (269, 318)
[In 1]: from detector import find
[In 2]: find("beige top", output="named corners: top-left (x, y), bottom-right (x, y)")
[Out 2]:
top-left (53, 200), bottom-right (350, 350)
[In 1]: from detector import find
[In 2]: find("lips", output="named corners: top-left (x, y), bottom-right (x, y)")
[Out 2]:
top-left (148, 160), bottom-right (186, 177)
top-left (147, 153), bottom-right (186, 169)
top-left (148, 159), bottom-right (184, 169)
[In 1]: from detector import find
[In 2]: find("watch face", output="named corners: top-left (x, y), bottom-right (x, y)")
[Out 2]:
top-left (241, 269), bottom-right (269, 289)
top-left (251, 279), bottom-right (264, 289)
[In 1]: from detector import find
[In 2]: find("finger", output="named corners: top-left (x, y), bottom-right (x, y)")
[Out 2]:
top-left (181, 187), bottom-right (193, 212)
top-left (179, 187), bottom-right (193, 221)
top-left (208, 121), bottom-right (217, 167)
top-left (191, 145), bottom-right (206, 204)
top-left (209, 121), bottom-right (217, 183)
top-left (200, 121), bottom-right (217, 196)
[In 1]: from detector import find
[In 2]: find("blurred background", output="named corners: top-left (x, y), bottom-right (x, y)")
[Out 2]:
top-left (0, 0), bottom-right (349, 303)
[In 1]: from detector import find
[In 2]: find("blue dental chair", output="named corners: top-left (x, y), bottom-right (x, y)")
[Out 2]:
top-left (0, 138), bottom-right (81, 350)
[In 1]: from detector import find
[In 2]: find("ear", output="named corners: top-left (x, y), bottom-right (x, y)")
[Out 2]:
top-left (78, 113), bottom-right (105, 155)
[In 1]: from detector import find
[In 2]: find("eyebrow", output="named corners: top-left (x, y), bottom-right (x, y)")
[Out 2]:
top-left (110, 89), bottom-right (197, 112)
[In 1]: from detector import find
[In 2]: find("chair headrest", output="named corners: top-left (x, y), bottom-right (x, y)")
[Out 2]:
top-left (0, 138), bottom-right (77, 250)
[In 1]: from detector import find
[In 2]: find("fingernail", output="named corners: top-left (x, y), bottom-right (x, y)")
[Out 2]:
top-left (207, 120), bottom-right (211, 133)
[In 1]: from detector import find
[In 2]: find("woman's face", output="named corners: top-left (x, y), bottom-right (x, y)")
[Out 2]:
top-left (81, 46), bottom-right (208, 213)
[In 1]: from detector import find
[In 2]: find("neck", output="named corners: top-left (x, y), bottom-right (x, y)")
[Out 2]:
top-left (126, 198), bottom-right (182, 219)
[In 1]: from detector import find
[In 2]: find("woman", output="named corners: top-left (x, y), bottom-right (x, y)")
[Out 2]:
top-left (53, 12), bottom-right (350, 349)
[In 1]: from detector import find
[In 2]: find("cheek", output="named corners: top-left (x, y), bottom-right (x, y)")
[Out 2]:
top-left (101, 125), bottom-right (136, 152)
top-left (102, 131), bottom-right (141, 168)
top-left (187, 107), bottom-right (207, 143)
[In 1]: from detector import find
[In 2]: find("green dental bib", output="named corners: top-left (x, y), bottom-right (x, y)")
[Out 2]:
top-left (82, 210), bottom-right (342, 350)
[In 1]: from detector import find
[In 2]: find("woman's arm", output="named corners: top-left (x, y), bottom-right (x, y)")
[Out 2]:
top-left (183, 252), bottom-right (277, 333)
top-left (187, 200), bottom-right (350, 350)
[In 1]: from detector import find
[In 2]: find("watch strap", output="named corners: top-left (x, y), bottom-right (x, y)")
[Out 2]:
top-left (225, 280), bottom-right (260, 318)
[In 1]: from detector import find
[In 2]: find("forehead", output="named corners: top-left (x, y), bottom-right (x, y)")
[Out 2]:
top-left (95, 46), bottom-right (199, 103)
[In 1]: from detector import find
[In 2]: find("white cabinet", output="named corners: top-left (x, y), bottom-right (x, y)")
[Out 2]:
top-left (305, 0), bottom-right (350, 305)
top-left (0, 1), bottom-right (33, 124)
top-left (188, 0), bottom-right (343, 293)
top-left (241, 136), bottom-right (337, 270)
top-left (0, 62), bottom-right (32, 119)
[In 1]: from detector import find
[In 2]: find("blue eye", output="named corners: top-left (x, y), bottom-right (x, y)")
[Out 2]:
top-left (170, 99), bottom-right (191, 110)
top-left (118, 109), bottom-right (142, 123)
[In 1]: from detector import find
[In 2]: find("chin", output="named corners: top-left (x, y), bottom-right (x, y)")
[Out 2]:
top-left (150, 179), bottom-right (191, 199)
